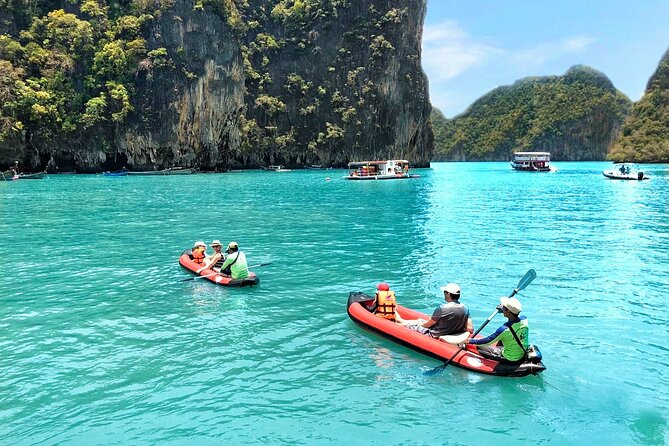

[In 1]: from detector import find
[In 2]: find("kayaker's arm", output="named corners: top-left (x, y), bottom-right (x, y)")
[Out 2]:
top-left (200, 252), bottom-right (222, 271)
top-left (466, 317), bottom-right (474, 333)
top-left (420, 318), bottom-right (438, 329)
top-left (468, 325), bottom-right (506, 345)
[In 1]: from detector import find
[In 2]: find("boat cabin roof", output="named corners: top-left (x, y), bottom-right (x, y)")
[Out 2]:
top-left (513, 152), bottom-right (550, 156)
top-left (348, 160), bottom-right (409, 167)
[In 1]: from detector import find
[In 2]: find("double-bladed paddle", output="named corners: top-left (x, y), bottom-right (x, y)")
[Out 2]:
top-left (424, 268), bottom-right (536, 376)
top-left (181, 262), bottom-right (273, 282)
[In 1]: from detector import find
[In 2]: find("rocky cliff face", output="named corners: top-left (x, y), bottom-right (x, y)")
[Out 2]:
top-left (236, 0), bottom-right (433, 168)
top-left (609, 48), bottom-right (669, 162)
top-left (0, 0), bottom-right (432, 172)
top-left (432, 66), bottom-right (632, 161)
top-left (115, 2), bottom-right (245, 170)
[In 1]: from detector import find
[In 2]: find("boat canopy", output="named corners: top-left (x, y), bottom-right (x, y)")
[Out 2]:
top-left (348, 160), bottom-right (409, 168)
top-left (513, 152), bottom-right (550, 161)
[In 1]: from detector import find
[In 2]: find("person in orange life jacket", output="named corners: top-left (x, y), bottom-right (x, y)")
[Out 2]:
top-left (196, 240), bottom-right (224, 273)
top-left (399, 283), bottom-right (473, 337)
top-left (191, 241), bottom-right (207, 265)
top-left (371, 282), bottom-right (402, 322)
top-left (465, 296), bottom-right (529, 363)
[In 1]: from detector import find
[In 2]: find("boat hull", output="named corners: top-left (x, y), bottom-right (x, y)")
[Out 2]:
top-left (179, 252), bottom-right (259, 287)
top-left (510, 162), bottom-right (551, 172)
top-left (343, 174), bottom-right (420, 180)
top-left (603, 171), bottom-right (647, 180)
top-left (128, 168), bottom-right (194, 176)
top-left (347, 292), bottom-right (546, 377)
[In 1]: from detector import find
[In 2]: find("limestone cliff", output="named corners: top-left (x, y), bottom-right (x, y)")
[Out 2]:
top-left (432, 66), bottom-right (632, 161)
top-left (609, 48), bottom-right (669, 162)
top-left (0, 0), bottom-right (432, 172)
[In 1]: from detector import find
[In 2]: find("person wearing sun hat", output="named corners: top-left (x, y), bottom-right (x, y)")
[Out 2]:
top-left (219, 241), bottom-right (249, 279)
top-left (465, 296), bottom-right (529, 363)
top-left (399, 282), bottom-right (473, 337)
top-left (196, 240), bottom-right (225, 273)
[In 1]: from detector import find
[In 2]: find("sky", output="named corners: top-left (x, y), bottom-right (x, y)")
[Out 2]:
top-left (423, 0), bottom-right (669, 118)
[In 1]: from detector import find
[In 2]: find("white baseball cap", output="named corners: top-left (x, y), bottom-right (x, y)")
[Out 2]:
top-left (440, 283), bottom-right (461, 296)
top-left (193, 241), bottom-right (206, 248)
top-left (500, 296), bottom-right (522, 314)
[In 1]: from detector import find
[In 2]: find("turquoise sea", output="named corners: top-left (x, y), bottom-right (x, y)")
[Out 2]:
top-left (1, 162), bottom-right (668, 445)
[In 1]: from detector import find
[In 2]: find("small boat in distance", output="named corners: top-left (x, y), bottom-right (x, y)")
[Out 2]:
top-left (103, 169), bottom-right (128, 177)
top-left (603, 163), bottom-right (648, 180)
top-left (262, 165), bottom-right (292, 172)
top-left (18, 171), bottom-right (47, 179)
top-left (511, 152), bottom-right (552, 171)
top-left (343, 160), bottom-right (419, 180)
top-left (2, 170), bottom-right (46, 180)
top-left (127, 167), bottom-right (195, 176)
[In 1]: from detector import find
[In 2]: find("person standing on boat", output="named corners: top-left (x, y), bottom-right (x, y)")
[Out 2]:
top-left (196, 240), bottom-right (225, 273)
top-left (400, 283), bottom-right (473, 337)
top-left (220, 241), bottom-right (249, 279)
top-left (465, 297), bottom-right (529, 363)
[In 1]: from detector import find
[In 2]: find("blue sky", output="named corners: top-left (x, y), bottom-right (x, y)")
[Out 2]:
top-left (423, 1), bottom-right (669, 117)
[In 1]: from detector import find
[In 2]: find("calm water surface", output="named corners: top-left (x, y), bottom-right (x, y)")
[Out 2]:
top-left (1, 162), bottom-right (668, 445)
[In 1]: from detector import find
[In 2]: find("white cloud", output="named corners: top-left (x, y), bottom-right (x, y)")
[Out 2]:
top-left (422, 21), bottom-right (498, 82)
top-left (562, 36), bottom-right (596, 53)
top-left (511, 35), bottom-right (597, 68)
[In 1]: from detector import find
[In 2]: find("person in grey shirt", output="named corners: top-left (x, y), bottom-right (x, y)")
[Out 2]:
top-left (400, 283), bottom-right (473, 337)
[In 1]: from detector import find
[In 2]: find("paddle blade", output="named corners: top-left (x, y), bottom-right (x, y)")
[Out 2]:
top-left (181, 277), bottom-right (196, 282)
top-left (516, 269), bottom-right (536, 292)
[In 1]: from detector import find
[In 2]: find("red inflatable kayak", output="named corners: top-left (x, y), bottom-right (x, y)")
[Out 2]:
top-left (179, 251), bottom-right (260, 287)
top-left (347, 292), bottom-right (546, 377)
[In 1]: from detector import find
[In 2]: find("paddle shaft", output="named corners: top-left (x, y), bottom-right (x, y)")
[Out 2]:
top-left (182, 262), bottom-right (272, 281)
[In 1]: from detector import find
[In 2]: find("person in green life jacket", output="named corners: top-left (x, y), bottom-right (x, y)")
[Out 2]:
top-left (465, 296), bottom-right (529, 363)
top-left (220, 241), bottom-right (249, 279)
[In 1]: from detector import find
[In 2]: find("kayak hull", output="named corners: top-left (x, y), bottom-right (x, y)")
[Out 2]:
top-left (179, 251), bottom-right (259, 287)
top-left (347, 292), bottom-right (546, 377)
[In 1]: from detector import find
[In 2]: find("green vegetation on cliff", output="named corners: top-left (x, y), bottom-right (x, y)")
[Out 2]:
top-left (432, 65), bottom-right (632, 161)
top-left (0, 0), bottom-right (175, 146)
top-left (609, 48), bottom-right (669, 162)
top-left (0, 0), bottom-right (432, 171)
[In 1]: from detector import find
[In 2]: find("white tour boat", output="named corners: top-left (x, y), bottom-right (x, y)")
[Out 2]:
top-left (511, 152), bottom-right (552, 171)
top-left (343, 160), bottom-right (420, 180)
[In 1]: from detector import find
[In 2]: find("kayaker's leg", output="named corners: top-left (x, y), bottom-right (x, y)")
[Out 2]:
top-left (475, 345), bottom-right (504, 360)
top-left (405, 323), bottom-right (431, 335)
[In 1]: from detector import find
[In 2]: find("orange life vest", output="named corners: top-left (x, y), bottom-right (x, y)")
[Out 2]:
top-left (192, 250), bottom-right (205, 264)
top-left (375, 290), bottom-right (396, 320)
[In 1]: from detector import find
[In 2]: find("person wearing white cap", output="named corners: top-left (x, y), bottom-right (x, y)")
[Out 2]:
top-left (191, 241), bottom-right (207, 265)
top-left (465, 296), bottom-right (529, 363)
top-left (196, 240), bottom-right (225, 273)
top-left (219, 241), bottom-right (250, 279)
top-left (399, 283), bottom-right (473, 338)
